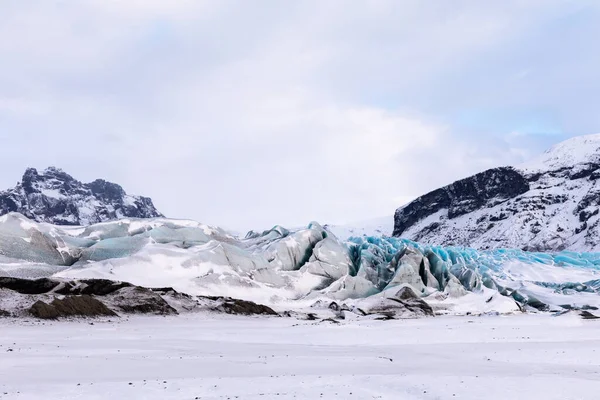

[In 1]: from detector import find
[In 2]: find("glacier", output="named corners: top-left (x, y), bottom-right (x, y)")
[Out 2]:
top-left (0, 212), bottom-right (599, 314)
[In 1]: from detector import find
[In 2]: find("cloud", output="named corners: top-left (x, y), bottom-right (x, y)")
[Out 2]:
top-left (0, 1), bottom-right (597, 231)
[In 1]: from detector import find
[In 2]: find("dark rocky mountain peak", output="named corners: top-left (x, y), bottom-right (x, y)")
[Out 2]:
top-left (0, 167), bottom-right (163, 225)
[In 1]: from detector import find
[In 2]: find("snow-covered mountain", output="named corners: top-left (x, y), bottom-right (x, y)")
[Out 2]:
top-left (0, 167), bottom-right (163, 225)
top-left (393, 134), bottom-right (600, 252)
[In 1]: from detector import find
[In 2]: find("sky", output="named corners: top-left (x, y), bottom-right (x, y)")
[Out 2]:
top-left (1, 1), bottom-right (599, 232)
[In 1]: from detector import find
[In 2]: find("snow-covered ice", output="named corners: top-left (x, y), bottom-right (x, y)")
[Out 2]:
top-left (1, 314), bottom-right (599, 400)
top-left (2, 212), bottom-right (600, 313)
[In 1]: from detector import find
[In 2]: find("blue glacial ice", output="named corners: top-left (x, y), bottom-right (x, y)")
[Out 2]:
top-left (1, 213), bottom-right (599, 314)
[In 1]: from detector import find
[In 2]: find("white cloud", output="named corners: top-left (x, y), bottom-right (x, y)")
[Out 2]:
top-left (0, 1), bottom-right (597, 231)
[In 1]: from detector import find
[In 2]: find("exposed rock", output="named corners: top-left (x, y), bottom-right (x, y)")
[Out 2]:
top-left (305, 313), bottom-right (319, 320)
top-left (395, 286), bottom-right (420, 301)
top-left (0, 309), bottom-right (10, 317)
top-left (0, 277), bottom-right (60, 294)
top-left (206, 296), bottom-right (278, 316)
top-left (50, 295), bottom-right (117, 317)
top-left (106, 287), bottom-right (178, 315)
top-left (393, 167), bottom-right (529, 239)
top-left (0, 277), bottom-right (132, 296)
top-left (582, 305), bottom-right (599, 311)
top-left (29, 300), bottom-right (60, 319)
top-left (72, 279), bottom-right (132, 296)
top-left (28, 296), bottom-right (117, 319)
top-left (0, 277), bottom-right (283, 319)
top-left (354, 290), bottom-right (434, 319)
top-left (392, 134), bottom-right (600, 252)
top-left (0, 167), bottom-right (163, 225)
top-left (580, 310), bottom-right (600, 320)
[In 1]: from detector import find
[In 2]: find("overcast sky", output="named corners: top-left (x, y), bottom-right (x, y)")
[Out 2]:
top-left (1, 1), bottom-right (599, 231)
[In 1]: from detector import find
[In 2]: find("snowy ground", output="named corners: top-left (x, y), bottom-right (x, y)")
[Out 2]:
top-left (1, 314), bottom-right (599, 400)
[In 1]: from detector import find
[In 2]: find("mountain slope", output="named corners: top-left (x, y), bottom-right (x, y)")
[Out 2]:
top-left (393, 134), bottom-right (600, 252)
top-left (0, 167), bottom-right (163, 225)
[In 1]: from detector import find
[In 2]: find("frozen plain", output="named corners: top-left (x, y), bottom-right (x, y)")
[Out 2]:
top-left (1, 314), bottom-right (599, 400)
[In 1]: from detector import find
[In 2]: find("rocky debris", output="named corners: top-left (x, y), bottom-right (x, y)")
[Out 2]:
top-left (106, 286), bottom-right (178, 315)
top-left (0, 277), bottom-right (61, 294)
top-left (206, 296), bottom-right (278, 316)
top-left (348, 287), bottom-right (435, 319)
top-left (0, 277), bottom-right (132, 296)
top-left (354, 296), bottom-right (434, 319)
top-left (69, 279), bottom-right (132, 296)
top-left (0, 167), bottom-right (163, 225)
top-left (0, 277), bottom-right (279, 319)
top-left (29, 296), bottom-right (117, 319)
top-left (392, 286), bottom-right (434, 315)
top-left (28, 300), bottom-right (60, 319)
top-left (0, 309), bottom-right (10, 317)
top-left (580, 310), bottom-right (600, 320)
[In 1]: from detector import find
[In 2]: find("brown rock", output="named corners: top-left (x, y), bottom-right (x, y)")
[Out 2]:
top-left (580, 310), bottom-right (600, 320)
top-left (206, 296), bottom-right (278, 316)
top-left (28, 296), bottom-right (118, 319)
top-left (108, 287), bottom-right (178, 315)
top-left (29, 300), bottom-right (60, 319)
top-left (50, 295), bottom-right (117, 317)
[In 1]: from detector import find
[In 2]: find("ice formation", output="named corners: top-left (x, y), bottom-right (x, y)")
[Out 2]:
top-left (1, 212), bottom-right (599, 314)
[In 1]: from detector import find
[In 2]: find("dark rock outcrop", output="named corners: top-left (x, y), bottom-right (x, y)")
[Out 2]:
top-left (391, 135), bottom-right (600, 251)
top-left (108, 287), bottom-right (178, 315)
top-left (580, 310), bottom-right (600, 320)
top-left (0, 277), bottom-right (61, 294)
top-left (206, 296), bottom-right (278, 316)
top-left (1, 277), bottom-right (278, 319)
top-left (29, 296), bottom-right (117, 319)
top-left (0, 277), bottom-right (131, 296)
top-left (70, 279), bottom-right (132, 296)
top-left (0, 167), bottom-right (163, 225)
top-left (29, 300), bottom-right (60, 319)
top-left (393, 167), bottom-right (529, 238)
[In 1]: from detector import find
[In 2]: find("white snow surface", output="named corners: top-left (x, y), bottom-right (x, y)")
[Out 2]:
top-left (521, 132), bottom-right (600, 172)
top-left (1, 314), bottom-right (599, 400)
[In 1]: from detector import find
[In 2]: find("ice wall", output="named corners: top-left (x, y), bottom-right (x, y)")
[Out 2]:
top-left (1, 212), bottom-right (599, 313)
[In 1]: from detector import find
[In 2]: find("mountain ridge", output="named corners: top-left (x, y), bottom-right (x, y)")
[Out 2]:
top-left (0, 167), bottom-right (163, 225)
top-left (392, 134), bottom-right (600, 252)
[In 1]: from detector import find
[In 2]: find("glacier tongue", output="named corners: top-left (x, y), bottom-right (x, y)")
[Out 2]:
top-left (1, 212), bottom-right (599, 314)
